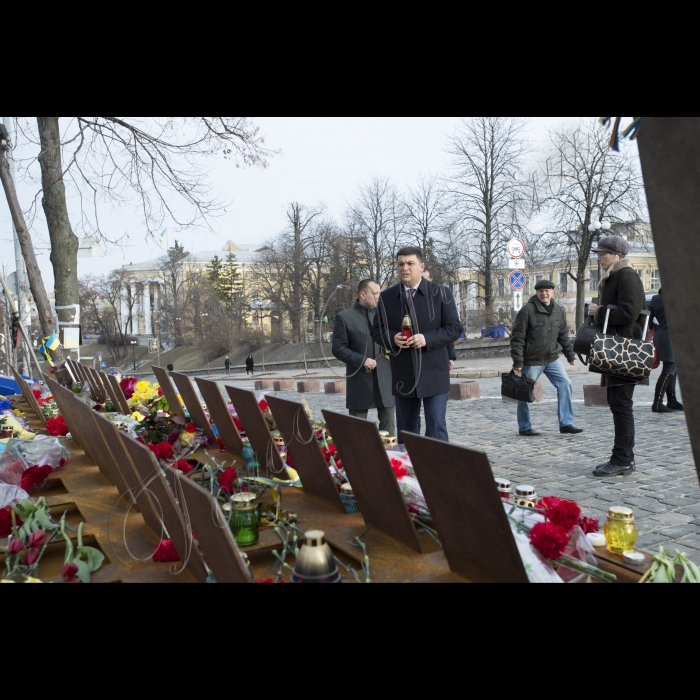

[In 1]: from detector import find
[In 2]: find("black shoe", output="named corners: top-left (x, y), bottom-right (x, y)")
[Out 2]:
top-left (652, 404), bottom-right (675, 414)
top-left (560, 425), bottom-right (584, 435)
top-left (593, 461), bottom-right (635, 478)
top-left (519, 429), bottom-right (542, 437)
top-left (667, 399), bottom-right (684, 412)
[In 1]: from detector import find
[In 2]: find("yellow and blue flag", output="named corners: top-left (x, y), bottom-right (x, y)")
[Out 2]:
top-left (161, 228), bottom-right (168, 238)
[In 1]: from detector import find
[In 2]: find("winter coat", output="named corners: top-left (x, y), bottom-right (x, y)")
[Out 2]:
top-left (245, 357), bottom-right (254, 370)
top-left (594, 259), bottom-right (649, 387)
top-left (333, 303), bottom-right (395, 411)
top-left (370, 279), bottom-right (462, 399)
top-left (510, 297), bottom-right (575, 369)
top-left (649, 293), bottom-right (674, 363)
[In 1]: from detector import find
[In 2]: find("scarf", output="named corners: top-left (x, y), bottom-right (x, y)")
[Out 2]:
top-left (598, 258), bottom-right (632, 297)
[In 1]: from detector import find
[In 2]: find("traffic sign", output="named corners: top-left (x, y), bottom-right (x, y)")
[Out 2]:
top-left (509, 270), bottom-right (527, 291)
top-left (509, 258), bottom-right (525, 270)
top-left (507, 238), bottom-right (525, 259)
top-left (513, 292), bottom-right (524, 312)
top-left (100, 362), bottom-right (107, 369)
top-left (97, 351), bottom-right (103, 358)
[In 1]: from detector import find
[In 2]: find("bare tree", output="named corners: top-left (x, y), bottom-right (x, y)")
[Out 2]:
top-left (541, 120), bottom-right (646, 328)
top-left (348, 177), bottom-right (407, 287)
top-left (403, 173), bottom-right (449, 260)
top-left (8, 117), bottom-right (275, 369)
top-left (444, 117), bottom-right (533, 322)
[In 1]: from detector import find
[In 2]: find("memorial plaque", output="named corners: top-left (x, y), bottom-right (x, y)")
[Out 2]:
top-left (151, 366), bottom-right (187, 420)
top-left (225, 386), bottom-right (289, 480)
top-left (85, 366), bottom-right (108, 403)
top-left (321, 410), bottom-right (422, 553)
top-left (402, 433), bottom-right (529, 584)
top-left (10, 366), bottom-right (45, 425)
top-left (45, 378), bottom-right (93, 460)
top-left (117, 432), bottom-right (209, 582)
top-left (266, 396), bottom-right (345, 513)
top-left (103, 372), bottom-right (132, 415)
top-left (196, 378), bottom-right (244, 456)
top-left (171, 373), bottom-right (217, 442)
top-left (177, 475), bottom-right (251, 584)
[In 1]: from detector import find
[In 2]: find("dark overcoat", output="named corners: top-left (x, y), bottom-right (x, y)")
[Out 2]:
top-left (332, 303), bottom-right (395, 411)
top-left (594, 260), bottom-right (648, 387)
top-left (371, 279), bottom-right (462, 399)
top-left (649, 293), bottom-right (674, 363)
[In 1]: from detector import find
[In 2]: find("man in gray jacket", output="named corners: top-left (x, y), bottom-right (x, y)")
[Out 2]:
top-left (333, 280), bottom-right (396, 435)
top-left (510, 280), bottom-right (582, 438)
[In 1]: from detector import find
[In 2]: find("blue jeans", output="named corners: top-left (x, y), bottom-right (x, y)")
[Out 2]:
top-left (517, 360), bottom-right (575, 431)
top-left (397, 394), bottom-right (449, 444)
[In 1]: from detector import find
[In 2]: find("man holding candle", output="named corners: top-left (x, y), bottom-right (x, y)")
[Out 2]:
top-left (371, 248), bottom-right (462, 444)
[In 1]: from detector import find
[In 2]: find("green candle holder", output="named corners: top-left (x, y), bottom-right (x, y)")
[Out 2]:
top-left (228, 494), bottom-right (260, 548)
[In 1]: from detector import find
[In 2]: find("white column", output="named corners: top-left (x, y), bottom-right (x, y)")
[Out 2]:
top-left (144, 282), bottom-right (153, 336)
top-left (120, 285), bottom-right (129, 335)
top-left (130, 283), bottom-right (139, 335)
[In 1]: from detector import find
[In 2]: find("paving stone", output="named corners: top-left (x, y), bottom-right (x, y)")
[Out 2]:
top-left (636, 532), bottom-right (672, 548)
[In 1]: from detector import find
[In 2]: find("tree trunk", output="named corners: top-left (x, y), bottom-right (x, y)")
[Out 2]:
top-left (37, 117), bottom-right (81, 338)
top-left (575, 256), bottom-right (588, 330)
top-left (0, 152), bottom-right (65, 367)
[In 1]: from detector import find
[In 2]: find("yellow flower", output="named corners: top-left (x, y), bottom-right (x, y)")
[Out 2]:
top-left (24, 578), bottom-right (43, 584)
top-left (180, 431), bottom-right (195, 447)
top-left (130, 412), bottom-right (145, 422)
top-left (136, 381), bottom-right (151, 394)
top-left (13, 409), bottom-right (24, 418)
top-left (1, 580), bottom-right (15, 584)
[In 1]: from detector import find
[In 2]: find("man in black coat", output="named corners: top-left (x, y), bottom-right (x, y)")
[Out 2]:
top-left (510, 280), bottom-right (581, 438)
top-left (333, 280), bottom-right (395, 434)
top-left (588, 236), bottom-right (648, 477)
top-left (371, 247), bottom-right (462, 444)
top-left (649, 290), bottom-right (683, 413)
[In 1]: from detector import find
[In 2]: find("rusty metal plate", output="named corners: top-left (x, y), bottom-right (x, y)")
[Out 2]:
top-left (402, 433), bottom-right (529, 584)
top-left (176, 474), bottom-right (251, 584)
top-left (102, 372), bottom-right (132, 415)
top-left (171, 372), bottom-right (217, 442)
top-left (226, 386), bottom-right (289, 480)
top-left (196, 378), bottom-right (244, 456)
top-left (322, 410), bottom-right (422, 553)
top-left (117, 431), bottom-right (209, 583)
top-left (10, 366), bottom-right (45, 425)
top-left (151, 366), bottom-right (187, 420)
top-left (266, 395), bottom-right (345, 513)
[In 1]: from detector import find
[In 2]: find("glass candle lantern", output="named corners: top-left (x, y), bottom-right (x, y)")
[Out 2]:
top-left (402, 315), bottom-right (413, 341)
top-left (495, 478), bottom-right (512, 502)
top-left (105, 400), bottom-right (115, 413)
top-left (229, 494), bottom-right (260, 548)
top-left (515, 485), bottom-right (538, 509)
top-left (604, 507), bottom-right (638, 556)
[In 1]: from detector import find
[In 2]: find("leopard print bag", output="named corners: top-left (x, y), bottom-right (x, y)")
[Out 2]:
top-left (589, 307), bottom-right (654, 381)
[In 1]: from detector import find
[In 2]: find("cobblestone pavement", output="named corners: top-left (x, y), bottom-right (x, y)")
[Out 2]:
top-left (216, 366), bottom-right (700, 565)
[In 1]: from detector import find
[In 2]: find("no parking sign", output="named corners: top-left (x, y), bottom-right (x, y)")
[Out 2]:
top-left (509, 270), bottom-right (527, 291)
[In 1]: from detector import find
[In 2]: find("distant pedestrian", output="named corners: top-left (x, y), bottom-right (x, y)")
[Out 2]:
top-left (225, 357), bottom-right (231, 377)
top-left (510, 280), bottom-right (582, 438)
top-left (246, 355), bottom-right (255, 376)
top-left (167, 362), bottom-right (174, 377)
top-left (649, 289), bottom-right (683, 413)
top-left (333, 280), bottom-right (396, 435)
top-left (588, 236), bottom-right (648, 478)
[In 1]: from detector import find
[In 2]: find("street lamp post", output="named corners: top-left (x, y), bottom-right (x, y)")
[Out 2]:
top-left (130, 340), bottom-right (138, 373)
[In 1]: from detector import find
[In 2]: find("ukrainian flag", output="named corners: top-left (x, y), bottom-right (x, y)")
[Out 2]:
top-left (161, 228), bottom-right (168, 238)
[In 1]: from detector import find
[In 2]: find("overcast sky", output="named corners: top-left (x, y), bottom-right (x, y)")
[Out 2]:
top-left (2, 117), bottom-right (597, 289)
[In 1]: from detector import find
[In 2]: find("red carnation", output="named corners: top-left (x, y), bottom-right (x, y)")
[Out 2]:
top-left (148, 442), bottom-right (174, 462)
top-left (258, 400), bottom-right (269, 413)
top-left (233, 417), bottom-right (245, 435)
top-left (580, 517), bottom-right (600, 535)
top-left (8, 539), bottom-right (24, 555)
top-left (21, 465), bottom-right (53, 491)
top-left (185, 423), bottom-right (196, 434)
top-left (28, 531), bottom-right (48, 548)
top-left (120, 377), bottom-right (137, 400)
top-left (62, 564), bottom-right (80, 583)
top-left (58, 458), bottom-right (67, 469)
top-left (391, 458), bottom-right (408, 479)
top-left (33, 390), bottom-right (42, 400)
top-left (168, 431), bottom-right (180, 445)
top-left (46, 416), bottom-right (69, 437)
top-left (153, 540), bottom-right (180, 563)
top-left (220, 467), bottom-right (238, 494)
top-left (25, 548), bottom-right (40, 567)
top-left (0, 507), bottom-right (22, 539)
top-left (530, 522), bottom-right (569, 561)
top-left (158, 387), bottom-right (163, 397)
top-left (544, 498), bottom-right (581, 534)
top-left (217, 438), bottom-right (226, 452)
top-left (171, 460), bottom-right (194, 475)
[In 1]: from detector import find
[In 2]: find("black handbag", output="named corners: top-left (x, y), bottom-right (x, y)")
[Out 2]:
top-left (574, 316), bottom-right (602, 366)
top-left (502, 371), bottom-right (537, 403)
top-left (588, 307), bottom-right (654, 381)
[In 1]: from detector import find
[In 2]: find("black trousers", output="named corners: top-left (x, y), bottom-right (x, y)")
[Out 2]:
top-left (608, 384), bottom-right (636, 465)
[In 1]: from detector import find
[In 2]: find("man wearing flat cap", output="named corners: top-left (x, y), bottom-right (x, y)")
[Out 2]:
top-left (510, 279), bottom-right (582, 437)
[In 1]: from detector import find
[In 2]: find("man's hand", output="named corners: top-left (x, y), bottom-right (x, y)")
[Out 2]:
top-left (588, 303), bottom-right (600, 317)
top-left (394, 333), bottom-right (410, 349)
top-left (408, 334), bottom-right (427, 349)
top-left (569, 360), bottom-right (576, 366)
top-left (364, 358), bottom-right (377, 371)
top-left (513, 366), bottom-right (523, 376)
top-left (449, 360), bottom-right (455, 372)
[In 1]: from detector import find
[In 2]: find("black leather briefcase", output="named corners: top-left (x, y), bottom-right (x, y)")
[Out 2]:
top-left (501, 371), bottom-right (537, 404)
